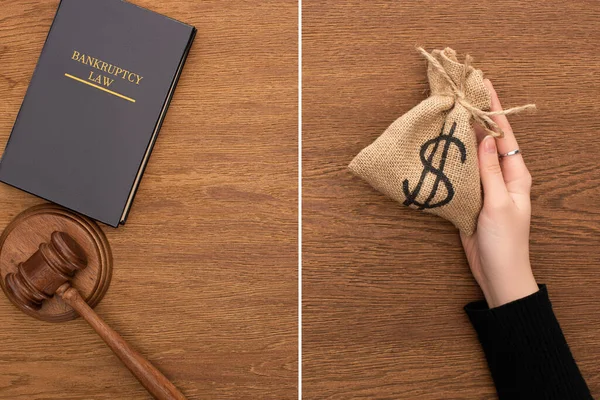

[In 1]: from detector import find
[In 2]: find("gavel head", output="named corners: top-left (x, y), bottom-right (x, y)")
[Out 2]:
top-left (5, 231), bottom-right (88, 312)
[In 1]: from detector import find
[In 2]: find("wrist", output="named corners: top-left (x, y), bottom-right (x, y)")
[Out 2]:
top-left (482, 270), bottom-right (539, 308)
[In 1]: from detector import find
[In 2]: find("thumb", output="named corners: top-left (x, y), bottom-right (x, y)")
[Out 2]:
top-left (479, 136), bottom-right (509, 207)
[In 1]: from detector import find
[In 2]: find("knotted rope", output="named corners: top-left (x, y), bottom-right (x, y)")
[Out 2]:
top-left (417, 47), bottom-right (536, 138)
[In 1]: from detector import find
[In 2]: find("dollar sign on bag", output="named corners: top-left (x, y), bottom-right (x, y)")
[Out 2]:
top-left (402, 122), bottom-right (466, 209)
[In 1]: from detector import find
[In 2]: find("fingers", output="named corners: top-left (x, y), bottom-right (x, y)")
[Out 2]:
top-left (484, 79), bottom-right (531, 195)
top-left (479, 136), bottom-right (509, 208)
top-left (473, 122), bottom-right (488, 145)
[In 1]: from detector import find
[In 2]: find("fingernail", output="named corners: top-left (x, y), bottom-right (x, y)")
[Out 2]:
top-left (483, 135), bottom-right (496, 154)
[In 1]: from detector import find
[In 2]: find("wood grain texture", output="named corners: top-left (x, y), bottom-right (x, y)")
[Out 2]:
top-left (302, 1), bottom-right (600, 399)
top-left (57, 284), bottom-right (187, 400)
top-left (0, 1), bottom-right (297, 399)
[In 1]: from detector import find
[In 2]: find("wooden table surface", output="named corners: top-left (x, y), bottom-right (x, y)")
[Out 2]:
top-left (303, 1), bottom-right (600, 399)
top-left (0, 1), bottom-right (297, 399)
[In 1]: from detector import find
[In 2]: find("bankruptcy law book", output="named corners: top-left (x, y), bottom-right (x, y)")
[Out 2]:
top-left (0, 0), bottom-right (195, 227)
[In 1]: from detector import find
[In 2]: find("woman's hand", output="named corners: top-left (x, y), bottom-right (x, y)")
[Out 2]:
top-left (461, 79), bottom-right (538, 308)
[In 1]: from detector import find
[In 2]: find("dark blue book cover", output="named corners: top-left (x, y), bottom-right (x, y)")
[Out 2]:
top-left (0, 0), bottom-right (196, 227)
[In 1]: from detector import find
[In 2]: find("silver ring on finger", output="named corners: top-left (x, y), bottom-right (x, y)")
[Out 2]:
top-left (499, 148), bottom-right (520, 158)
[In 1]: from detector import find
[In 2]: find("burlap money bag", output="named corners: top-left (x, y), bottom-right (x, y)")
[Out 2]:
top-left (349, 47), bottom-right (535, 235)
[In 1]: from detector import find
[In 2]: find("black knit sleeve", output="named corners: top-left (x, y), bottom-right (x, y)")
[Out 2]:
top-left (464, 285), bottom-right (593, 399)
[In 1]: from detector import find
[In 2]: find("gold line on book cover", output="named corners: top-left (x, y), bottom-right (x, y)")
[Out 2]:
top-left (64, 73), bottom-right (136, 103)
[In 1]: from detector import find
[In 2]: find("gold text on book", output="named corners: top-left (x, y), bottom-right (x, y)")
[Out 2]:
top-left (71, 50), bottom-right (144, 87)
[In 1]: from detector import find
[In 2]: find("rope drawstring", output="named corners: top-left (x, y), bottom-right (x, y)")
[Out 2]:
top-left (417, 47), bottom-right (536, 138)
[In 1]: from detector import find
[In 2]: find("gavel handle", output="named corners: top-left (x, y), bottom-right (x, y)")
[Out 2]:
top-left (56, 284), bottom-right (187, 400)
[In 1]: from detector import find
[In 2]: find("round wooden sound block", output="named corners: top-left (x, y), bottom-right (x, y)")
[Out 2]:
top-left (0, 204), bottom-right (112, 322)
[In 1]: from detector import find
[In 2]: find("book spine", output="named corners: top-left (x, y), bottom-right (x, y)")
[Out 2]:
top-left (119, 28), bottom-right (197, 224)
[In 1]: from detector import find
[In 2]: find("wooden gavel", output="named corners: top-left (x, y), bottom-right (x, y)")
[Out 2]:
top-left (4, 231), bottom-right (187, 400)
